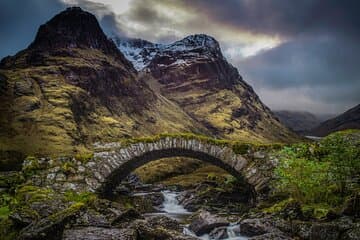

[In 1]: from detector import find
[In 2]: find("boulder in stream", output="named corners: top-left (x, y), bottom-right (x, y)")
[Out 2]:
top-left (189, 210), bottom-right (229, 235)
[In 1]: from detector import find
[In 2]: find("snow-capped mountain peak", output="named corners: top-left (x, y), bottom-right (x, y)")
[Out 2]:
top-left (167, 34), bottom-right (220, 53)
top-left (112, 34), bottom-right (223, 71)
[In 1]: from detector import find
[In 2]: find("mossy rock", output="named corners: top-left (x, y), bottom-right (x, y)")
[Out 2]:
top-left (0, 171), bottom-right (24, 188)
top-left (15, 185), bottom-right (55, 204)
top-left (18, 202), bottom-right (85, 240)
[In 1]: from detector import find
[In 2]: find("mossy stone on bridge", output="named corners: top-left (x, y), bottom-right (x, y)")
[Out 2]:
top-left (87, 136), bottom-right (275, 202)
top-left (27, 134), bottom-right (279, 204)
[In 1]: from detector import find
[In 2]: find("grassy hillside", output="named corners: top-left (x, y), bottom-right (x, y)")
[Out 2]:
top-left (0, 48), bottom-right (204, 165)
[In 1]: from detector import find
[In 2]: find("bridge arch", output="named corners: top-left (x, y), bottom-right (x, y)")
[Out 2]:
top-left (89, 137), bottom-right (259, 203)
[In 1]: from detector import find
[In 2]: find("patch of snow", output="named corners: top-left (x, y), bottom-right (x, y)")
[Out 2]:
top-left (112, 34), bottom-right (224, 71)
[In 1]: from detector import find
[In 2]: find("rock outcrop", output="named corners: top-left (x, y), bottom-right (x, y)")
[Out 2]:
top-left (188, 210), bottom-right (229, 235)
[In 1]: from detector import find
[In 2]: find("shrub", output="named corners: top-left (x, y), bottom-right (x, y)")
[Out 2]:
top-left (273, 130), bottom-right (360, 209)
top-left (74, 151), bottom-right (94, 163)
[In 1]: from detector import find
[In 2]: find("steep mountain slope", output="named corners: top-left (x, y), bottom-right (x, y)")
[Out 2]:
top-left (114, 35), bottom-right (297, 142)
top-left (312, 104), bottom-right (360, 136)
top-left (0, 7), bottom-right (204, 160)
top-left (274, 110), bottom-right (323, 134)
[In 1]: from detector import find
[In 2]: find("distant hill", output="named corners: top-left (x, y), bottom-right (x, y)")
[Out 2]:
top-left (274, 110), bottom-right (323, 134)
top-left (312, 104), bottom-right (360, 136)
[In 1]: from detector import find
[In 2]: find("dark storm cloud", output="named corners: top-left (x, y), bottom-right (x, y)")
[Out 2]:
top-left (165, 0), bottom-right (359, 113)
top-left (182, 0), bottom-right (360, 38)
top-left (241, 35), bottom-right (360, 90)
top-left (127, 4), bottom-right (167, 25)
top-left (0, 0), bottom-right (66, 58)
top-left (239, 34), bottom-right (360, 113)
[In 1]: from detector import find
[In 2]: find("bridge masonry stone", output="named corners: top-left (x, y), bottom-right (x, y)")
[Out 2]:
top-left (23, 137), bottom-right (279, 199)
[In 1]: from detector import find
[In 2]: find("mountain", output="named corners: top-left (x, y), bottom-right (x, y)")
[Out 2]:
top-left (312, 104), bottom-right (360, 136)
top-left (114, 35), bottom-right (298, 142)
top-left (0, 7), bottom-right (204, 163)
top-left (274, 110), bottom-right (323, 134)
top-left (0, 7), bottom-right (298, 169)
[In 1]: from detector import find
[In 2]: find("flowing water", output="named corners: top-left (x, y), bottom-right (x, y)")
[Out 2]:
top-left (159, 190), bottom-right (248, 240)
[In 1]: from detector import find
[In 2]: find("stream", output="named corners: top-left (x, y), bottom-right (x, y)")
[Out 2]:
top-left (157, 190), bottom-right (248, 240)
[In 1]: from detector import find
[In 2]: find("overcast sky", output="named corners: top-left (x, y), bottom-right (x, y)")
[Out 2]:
top-left (1, 0), bottom-right (359, 115)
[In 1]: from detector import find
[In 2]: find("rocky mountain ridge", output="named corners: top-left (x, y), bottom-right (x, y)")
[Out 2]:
top-left (113, 34), bottom-right (223, 71)
top-left (115, 34), bottom-right (297, 142)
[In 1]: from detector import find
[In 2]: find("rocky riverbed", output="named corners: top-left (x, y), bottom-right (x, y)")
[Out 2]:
top-left (0, 170), bottom-right (359, 239)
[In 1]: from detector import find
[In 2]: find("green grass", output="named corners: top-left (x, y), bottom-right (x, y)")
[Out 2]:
top-left (161, 164), bottom-right (232, 188)
top-left (0, 206), bottom-right (10, 219)
top-left (109, 132), bottom-right (286, 154)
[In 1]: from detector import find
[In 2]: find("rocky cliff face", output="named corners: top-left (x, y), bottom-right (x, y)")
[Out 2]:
top-left (312, 104), bottom-right (360, 136)
top-left (115, 35), bottom-right (297, 142)
top-left (29, 7), bottom-right (129, 62)
top-left (0, 7), bottom-right (204, 159)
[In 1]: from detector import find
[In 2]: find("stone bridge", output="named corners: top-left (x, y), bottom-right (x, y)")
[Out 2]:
top-left (35, 136), bottom-right (276, 203)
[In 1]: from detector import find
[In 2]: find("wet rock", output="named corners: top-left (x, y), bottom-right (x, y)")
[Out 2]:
top-left (240, 218), bottom-right (271, 237)
top-left (131, 219), bottom-right (176, 239)
top-left (127, 216), bottom-right (198, 240)
top-left (62, 226), bottom-right (137, 240)
top-left (147, 215), bottom-right (182, 232)
top-left (111, 208), bottom-right (142, 226)
top-left (72, 209), bottom-right (110, 227)
top-left (189, 210), bottom-right (229, 235)
top-left (148, 192), bottom-right (164, 206)
top-left (209, 226), bottom-right (229, 239)
top-left (125, 173), bottom-right (141, 186)
top-left (178, 190), bottom-right (198, 211)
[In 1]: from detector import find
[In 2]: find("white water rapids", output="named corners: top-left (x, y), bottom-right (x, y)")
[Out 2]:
top-left (160, 190), bottom-right (248, 240)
